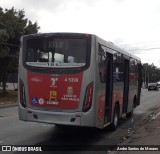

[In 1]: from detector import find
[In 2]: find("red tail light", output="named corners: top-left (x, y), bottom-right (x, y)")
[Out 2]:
top-left (19, 79), bottom-right (26, 107)
top-left (83, 82), bottom-right (93, 112)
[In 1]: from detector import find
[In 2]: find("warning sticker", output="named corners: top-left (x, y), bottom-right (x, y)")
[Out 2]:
top-left (50, 91), bottom-right (57, 99)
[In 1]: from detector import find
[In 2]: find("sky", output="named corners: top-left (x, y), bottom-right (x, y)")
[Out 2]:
top-left (1, 0), bottom-right (160, 67)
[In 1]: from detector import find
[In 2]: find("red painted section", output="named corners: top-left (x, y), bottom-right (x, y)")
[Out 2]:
top-left (97, 91), bottom-right (124, 120)
top-left (27, 71), bottom-right (83, 109)
top-left (98, 95), bottom-right (105, 120)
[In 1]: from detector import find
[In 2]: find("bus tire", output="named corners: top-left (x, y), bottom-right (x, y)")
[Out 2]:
top-left (127, 109), bottom-right (133, 118)
top-left (127, 96), bottom-right (136, 118)
top-left (110, 104), bottom-right (119, 131)
top-left (128, 97), bottom-right (136, 118)
top-left (127, 103), bottom-right (134, 118)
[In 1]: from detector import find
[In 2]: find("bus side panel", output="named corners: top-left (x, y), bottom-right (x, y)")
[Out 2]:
top-left (128, 59), bottom-right (138, 112)
top-left (111, 52), bottom-right (125, 119)
top-left (95, 39), bottom-right (105, 128)
top-left (80, 35), bottom-right (97, 127)
top-left (96, 84), bottom-right (107, 128)
top-left (18, 44), bottom-right (29, 121)
top-left (94, 38), bottom-right (115, 128)
top-left (136, 63), bottom-right (142, 106)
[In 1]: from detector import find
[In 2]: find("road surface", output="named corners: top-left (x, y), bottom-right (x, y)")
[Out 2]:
top-left (0, 89), bottom-right (160, 153)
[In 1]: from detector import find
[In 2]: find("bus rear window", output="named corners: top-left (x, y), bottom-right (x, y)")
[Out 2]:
top-left (25, 38), bottom-right (87, 68)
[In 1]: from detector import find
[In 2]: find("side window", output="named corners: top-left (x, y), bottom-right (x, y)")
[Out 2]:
top-left (130, 59), bottom-right (137, 81)
top-left (113, 52), bottom-right (124, 82)
top-left (98, 44), bottom-right (107, 83)
top-left (135, 60), bottom-right (138, 79)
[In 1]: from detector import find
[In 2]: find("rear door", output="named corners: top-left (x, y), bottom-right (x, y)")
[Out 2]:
top-left (122, 59), bottom-right (129, 113)
top-left (104, 53), bottom-right (113, 124)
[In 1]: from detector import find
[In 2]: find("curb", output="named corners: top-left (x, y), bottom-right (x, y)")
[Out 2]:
top-left (0, 103), bottom-right (18, 108)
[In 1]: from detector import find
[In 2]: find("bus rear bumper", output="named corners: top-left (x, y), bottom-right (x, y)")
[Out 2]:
top-left (18, 105), bottom-right (81, 126)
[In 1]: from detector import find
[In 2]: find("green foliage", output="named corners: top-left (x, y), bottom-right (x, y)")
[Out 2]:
top-left (142, 63), bottom-right (160, 86)
top-left (0, 7), bottom-right (40, 95)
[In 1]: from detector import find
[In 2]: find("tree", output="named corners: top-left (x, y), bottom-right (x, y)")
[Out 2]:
top-left (142, 63), bottom-right (160, 87)
top-left (0, 7), bottom-right (40, 95)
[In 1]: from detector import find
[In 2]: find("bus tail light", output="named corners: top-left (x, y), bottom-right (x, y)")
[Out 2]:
top-left (83, 82), bottom-right (94, 112)
top-left (19, 79), bottom-right (26, 108)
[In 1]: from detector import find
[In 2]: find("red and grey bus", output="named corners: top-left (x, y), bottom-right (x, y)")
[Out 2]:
top-left (18, 33), bottom-right (142, 130)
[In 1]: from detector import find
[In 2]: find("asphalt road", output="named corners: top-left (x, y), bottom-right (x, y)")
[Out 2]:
top-left (0, 89), bottom-right (160, 154)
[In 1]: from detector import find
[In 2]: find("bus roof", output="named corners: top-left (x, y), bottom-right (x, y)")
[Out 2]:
top-left (22, 32), bottom-right (141, 62)
top-left (95, 35), bottom-right (141, 62)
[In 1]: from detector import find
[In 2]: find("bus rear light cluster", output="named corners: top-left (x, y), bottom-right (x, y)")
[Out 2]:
top-left (19, 79), bottom-right (26, 108)
top-left (82, 82), bottom-right (94, 112)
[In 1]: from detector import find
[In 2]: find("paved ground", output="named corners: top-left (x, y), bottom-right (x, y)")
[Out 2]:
top-left (0, 102), bottom-right (17, 108)
top-left (1, 88), bottom-right (160, 153)
top-left (111, 106), bottom-right (160, 154)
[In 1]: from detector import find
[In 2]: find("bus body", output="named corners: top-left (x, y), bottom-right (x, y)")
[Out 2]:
top-left (18, 33), bottom-right (141, 129)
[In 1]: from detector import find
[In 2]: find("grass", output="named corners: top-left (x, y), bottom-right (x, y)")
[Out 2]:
top-left (0, 90), bottom-right (18, 105)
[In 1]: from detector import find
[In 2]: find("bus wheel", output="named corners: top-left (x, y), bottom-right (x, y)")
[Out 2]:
top-left (127, 98), bottom-right (136, 118)
top-left (110, 104), bottom-right (119, 131)
top-left (127, 109), bottom-right (133, 118)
